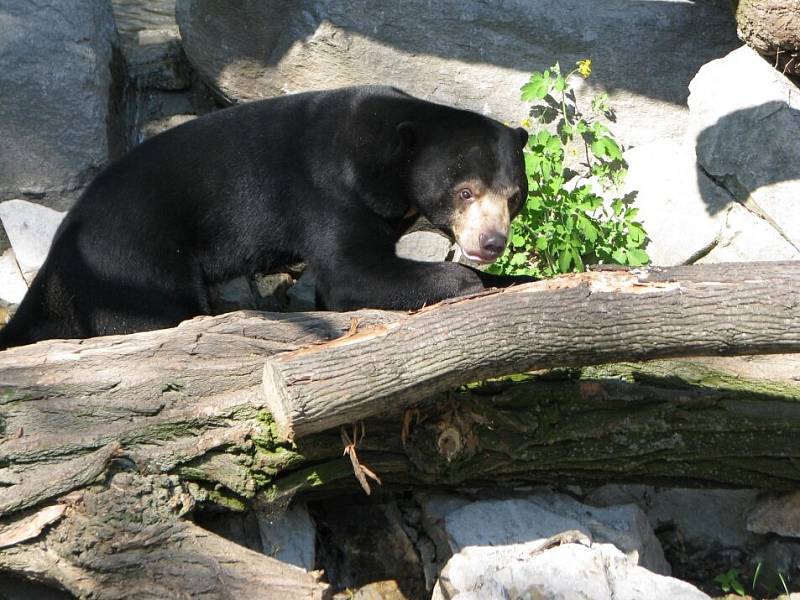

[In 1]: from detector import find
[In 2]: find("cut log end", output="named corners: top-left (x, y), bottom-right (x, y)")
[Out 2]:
top-left (263, 360), bottom-right (295, 442)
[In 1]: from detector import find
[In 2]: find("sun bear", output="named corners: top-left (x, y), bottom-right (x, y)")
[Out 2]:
top-left (0, 86), bottom-right (531, 349)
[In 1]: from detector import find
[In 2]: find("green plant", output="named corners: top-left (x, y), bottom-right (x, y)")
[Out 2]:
top-left (488, 59), bottom-right (650, 278)
top-left (715, 568), bottom-right (747, 597)
top-left (752, 560), bottom-right (791, 597)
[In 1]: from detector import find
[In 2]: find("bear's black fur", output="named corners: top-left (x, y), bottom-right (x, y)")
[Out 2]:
top-left (0, 86), bottom-right (531, 349)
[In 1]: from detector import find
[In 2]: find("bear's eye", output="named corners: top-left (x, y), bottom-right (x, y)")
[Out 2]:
top-left (458, 188), bottom-right (473, 201)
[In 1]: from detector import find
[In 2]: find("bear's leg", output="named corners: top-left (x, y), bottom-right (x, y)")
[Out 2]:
top-left (313, 251), bottom-right (527, 311)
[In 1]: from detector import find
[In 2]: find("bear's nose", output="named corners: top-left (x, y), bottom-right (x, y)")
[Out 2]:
top-left (479, 232), bottom-right (507, 258)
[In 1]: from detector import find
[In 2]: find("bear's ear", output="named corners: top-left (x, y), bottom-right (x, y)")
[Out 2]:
top-left (515, 127), bottom-right (529, 148)
top-left (396, 121), bottom-right (418, 152)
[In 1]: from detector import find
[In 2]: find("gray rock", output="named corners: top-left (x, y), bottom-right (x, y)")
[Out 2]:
top-left (256, 501), bottom-right (316, 570)
top-left (697, 202), bottom-right (800, 264)
top-left (623, 140), bottom-right (729, 265)
top-left (432, 541), bottom-right (710, 600)
top-left (420, 491), bottom-right (670, 575)
top-left (176, 0), bottom-right (738, 152)
top-left (396, 231), bottom-right (453, 263)
top-left (748, 491), bottom-right (800, 538)
top-left (0, 0), bottom-right (119, 209)
top-left (0, 200), bottom-right (66, 284)
top-left (688, 45), bottom-right (800, 251)
top-left (140, 114), bottom-right (197, 140)
top-left (648, 488), bottom-right (760, 549)
top-left (111, 0), bottom-right (188, 90)
top-left (253, 272), bottom-right (294, 311)
top-left (287, 272), bottom-right (317, 312)
top-left (210, 276), bottom-right (257, 313)
top-left (589, 485), bottom-right (760, 550)
top-left (0, 249), bottom-right (27, 305)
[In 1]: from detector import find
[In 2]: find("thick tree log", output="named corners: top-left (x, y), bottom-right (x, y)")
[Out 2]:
top-left (264, 359), bottom-right (800, 498)
top-left (0, 309), bottom-right (396, 597)
top-left (0, 309), bottom-right (398, 516)
top-left (0, 473), bottom-right (329, 599)
top-left (733, 0), bottom-right (800, 76)
top-left (263, 263), bottom-right (800, 440)
top-left (3, 263), bottom-right (800, 595)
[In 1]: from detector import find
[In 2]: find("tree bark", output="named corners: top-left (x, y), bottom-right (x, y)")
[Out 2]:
top-left (733, 0), bottom-right (800, 76)
top-left (263, 263), bottom-right (800, 440)
top-left (0, 473), bottom-right (329, 599)
top-left (2, 262), bottom-right (800, 595)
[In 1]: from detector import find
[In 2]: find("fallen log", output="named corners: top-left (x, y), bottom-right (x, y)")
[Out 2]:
top-left (2, 262), bottom-right (800, 596)
top-left (733, 0), bottom-right (800, 76)
top-left (263, 262), bottom-right (800, 439)
top-left (0, 473), bottom-right (329, 599)
top-left (267, 359), bottom-right (800, 497)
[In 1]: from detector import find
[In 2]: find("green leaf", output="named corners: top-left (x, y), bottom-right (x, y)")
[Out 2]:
top-left (521, 72), bottom-right (551, 101)
top-left (554, 75), bottom-right (566, 92)
top-left (611, 248), bottom-right (627, 264)
top-left (590, 136), bottom-right (622, 161)
top-left (509, 252), bottom-right (527, 266)
top-left (577, 215), bottom-right (599, 242)
top-left (511, 233), bottom-right (526, 247)
top-left (558, 250), bottom-right (572, 273)
top-left (626, 248), bottom-right (649, 266)
top-left (535, 236), bottom-right (549, 251)
top-left (611, 199), bottom-right (623, 216)
top-left (572, 248), bottom-right (585, 271)
top-left (545, 135), bottom-right (562, 154)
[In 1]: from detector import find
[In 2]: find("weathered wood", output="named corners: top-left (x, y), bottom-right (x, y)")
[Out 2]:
top-left (734, 0), bottom-right (800, 76)
top-left (0, 473), bottom-right (329, 599)
top-left (0, 309), bottom-right (399, 507)
top-left (266, 359), bottom-right (800, 497)
top-left (263, 263), bottom-right (800, 440)
top-left (2, 264), bottom-right (800, 594)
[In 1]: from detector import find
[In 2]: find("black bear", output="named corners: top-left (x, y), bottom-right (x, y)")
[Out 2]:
top-left (0, 86), bottom-right (530, 349)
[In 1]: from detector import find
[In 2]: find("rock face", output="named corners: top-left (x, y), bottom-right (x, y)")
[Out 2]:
top-left (631, 44), bottom-right (800, 265)
top-left (175, 0), bottom-right (738, 151)
top-left (427, 492), bottom-right (670, 575)
top-left (0, 0), bottom-right (119, 211)
top-left (0, 200), bottom-right (66, 286)
top-left (418, 491), bottom-right (703, 599)
top-left (0, 250), bottom-right (28, 305)
top-left (256, 502), bottom-right (316, 571)
top-left (748, 491), bottom-right (800, 538)
top-left (433, 541), bottom-right (710, 600)
top-left (689, 45), bottom-right (800, 251)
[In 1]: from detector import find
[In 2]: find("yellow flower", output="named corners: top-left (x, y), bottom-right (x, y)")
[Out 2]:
top-left (577, 59), bottom-right (592, 78)
top-left (520, 117), bottom-right (531, 128)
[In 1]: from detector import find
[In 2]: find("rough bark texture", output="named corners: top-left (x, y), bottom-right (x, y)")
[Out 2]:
top-left (0, 309), bottom-right (398, 514)
top-left (0, 473), bottom-right (329, 599)
top-left (733, 0), bottom-right (800, 75)
top-left (3, 263), bottom-right (800, 595)
top-left (0, 310), bottom-right (398, 598)
top-left (264, 263), bottom-right (800, 439)
top-left (269, 359), bottom-right (800, 498)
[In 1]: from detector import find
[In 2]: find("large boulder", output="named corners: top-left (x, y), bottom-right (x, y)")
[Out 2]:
top-left (0, 0), bottom-right (119, 211)
top-left (432, 541), bottom-right (710, 600)
top-left (175, 0), bottom-right (738, 151)
top-left (631, 44), bottom-right (800, 265)
top-left (420, 491), bottom-right (670, 575)
top-left (689, 45), bottom-right (800, 251)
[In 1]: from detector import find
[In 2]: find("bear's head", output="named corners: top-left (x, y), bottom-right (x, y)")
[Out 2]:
top-left (401, 115), bottom-right (528, 264)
